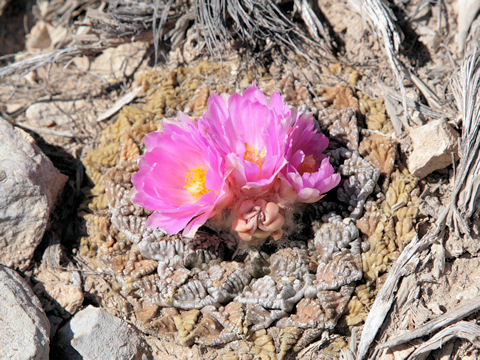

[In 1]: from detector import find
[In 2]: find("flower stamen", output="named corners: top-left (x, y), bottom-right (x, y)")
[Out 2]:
top-left (297, 154), bottom-right (316, 175)
top-left (244, 142), bottom-right (266, 172)
top-left (184, 166), bottom-right (209, 200)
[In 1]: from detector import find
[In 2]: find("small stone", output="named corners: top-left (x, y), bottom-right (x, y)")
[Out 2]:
top-left (26, 100), bottom-right (87, 127)
top-left (34, 268), bottom-right (84, 315)
top-left (6, 102), bottom-right (24, 114)
top-left (34, 243), bottom-right (84, 317)
top-left (0, 119), bottom-right (68, 269)
top-left (90, 42), bottom-right (148, 82)
top-left (407, 119), bottom-right (459, 178)
top-left (56, 305), bottom-right (152, 360)
top-left (25, 20), bottom-right (70, 51)
top-left (26, 21), bottom-right (52, 50)
top-left (0, 265), bottom-right (50, 360)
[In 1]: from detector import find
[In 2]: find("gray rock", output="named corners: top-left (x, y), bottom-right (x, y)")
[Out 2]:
top-left (0, 118), bottom-right (68, 270)
top-left (56, 305), bottom-right (152, 360)
top-left (0, 265), bottom-right (50, 360)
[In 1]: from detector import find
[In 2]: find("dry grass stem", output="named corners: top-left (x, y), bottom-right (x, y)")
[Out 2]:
top-left (194, 0), bottom-right (331, 56)
top-left (381, 297), bottom-right (480, 349)
top-left (356, 235), bottom-right (430, 360)
top-left (0, 47), bottom-right (81, 78)
top-left (86, 0), bottom-right (183, 39)
top-left (408, 71), bottom-right (444, 109)
top-left (383, 90), bottom-right (446, 119)
top-left (405, 321), bottom-right (480, 359)
top-left (97, 86), bottom-right (143, 122)
top-left (349, 0), bottom-right (409, 129)
top-left (89, 0), bottom-right (333, 58)
top-left (293, 0), bottom-right (333, 50)
top-left (442, 48), bottom-right (480, 236)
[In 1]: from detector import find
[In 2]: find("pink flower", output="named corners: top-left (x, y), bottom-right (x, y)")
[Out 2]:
top-left (232, 199), bottom-right (285, 243)
top-left (132, 85), bottom-right (340, 242)
top-left (283, 113), bottom-right (340, 203)
top-left (131, 113), bottom-right (231, 237)
top-left (199, 84), bottom-right (291, 195)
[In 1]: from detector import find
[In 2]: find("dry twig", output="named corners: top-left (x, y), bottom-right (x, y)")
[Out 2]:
top-left (356, 235), bottom-right (430, 360)
top-left (0, 47), bottom-right (81, 78)
top-left (97, 86), bottom-right (143, 122)
top-left (440, 48), bottom-right (480, 236)
top-left (349, 0), bottom-right (409, 129)
top-left (406, 321), bottom-right (480, 359)
top-left (381, 297), bottom-right (480, 349)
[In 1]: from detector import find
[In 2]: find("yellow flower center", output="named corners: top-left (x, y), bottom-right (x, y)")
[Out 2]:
top-left (184, 166), bottom-right (210, 200)
top-left (244, 143), bottom-right (266, 171)
top-left (297, 154), bottom-right (316, 175)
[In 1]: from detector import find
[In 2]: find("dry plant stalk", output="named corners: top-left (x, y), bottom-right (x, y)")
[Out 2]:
top-left (441, 48), bottom-right (480, 236)
top-left (0, 47), bottom-right (81, 78)
top-left (87, 0), bottom-right (181, 64)
top-left (86, 0), bottom-right (181, 38)
top-left (349, 0), bottom-right (409, 129)
top-left (355, 235), bottom-right (429, 360)
top-left (293, 0), bottom-right (333, 49)
top-left (193, 0), bottom-right (332, 56)
top-left (405, 321), bottom-right (480, 359)
top-left (0, 0), bottom-right (333, 80)
top-left (457, 0), bottom-right (480, 53)
top-left (381, 297), bottom-right (480, 349)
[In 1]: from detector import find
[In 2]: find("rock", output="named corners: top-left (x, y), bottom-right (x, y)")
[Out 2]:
top-left (34, 242), bottom-right (84, 317)
top-left (26, 21), bottom-right (52, 50)
top-left (90, 42), bottom-right (148, 82)
top-left (0, 265), bottom-right (50, 360)
top-left (25, 20), bottom-right (70, 51)
top-left (26, 100), bottom-right (88, 128)
top-left (33, 240), bottom-right (84, 338)
top-left (0, 119), bottom-right (68, 270)
top-left (56, 305), bottom-right (152, 360)
top-left (407, 119), bottom-right (459, 178)
top-left (34, 268), bottom-right (84, 315)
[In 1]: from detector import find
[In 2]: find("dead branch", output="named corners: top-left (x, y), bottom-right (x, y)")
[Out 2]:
top-left (356, 235), bottom-right (430, 360)
top-left (381, 297), bottom-right (480, 349)
top-left (406, 321), bottom-right (480, 359)
top-left (349, 0), bottom-right (409, 130)
top-left (442, 47), bottom-right (480, 236)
